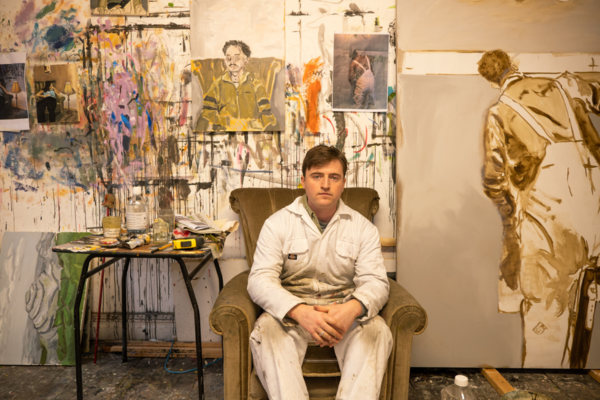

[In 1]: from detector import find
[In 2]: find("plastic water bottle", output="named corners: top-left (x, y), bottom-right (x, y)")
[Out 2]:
top-left (441, 375), bottom-right (475, 400)
top-left (126, 187), bottom-right (149, 235)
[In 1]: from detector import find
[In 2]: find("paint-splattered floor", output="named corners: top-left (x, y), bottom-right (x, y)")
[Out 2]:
top-left (0, 352), bottom-right (223, 400)
top-left (1, 353), bottom-right (599, 399)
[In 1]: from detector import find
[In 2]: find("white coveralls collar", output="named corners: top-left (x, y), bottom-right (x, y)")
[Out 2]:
top-left (285, 196), bottom-right (353, 233)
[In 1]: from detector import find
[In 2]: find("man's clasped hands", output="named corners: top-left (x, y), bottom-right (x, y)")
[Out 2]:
top-left (287, 299), bottom-right (364, 347)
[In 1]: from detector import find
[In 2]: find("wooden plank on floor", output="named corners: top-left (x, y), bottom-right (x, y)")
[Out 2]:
top-left (481, 368), bottom-right (515, 396)
top-left (102, 341), bottom-right (222, 358)
top-left (590, 370), bottom-right (600, 384)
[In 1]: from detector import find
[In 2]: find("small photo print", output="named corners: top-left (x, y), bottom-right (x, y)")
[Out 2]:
top-left (0, 52), bottom-right (29, 131)
top-left (332, 33), bottom-right (389, 112)
top-left (33, 63), bottom-right (81, 125)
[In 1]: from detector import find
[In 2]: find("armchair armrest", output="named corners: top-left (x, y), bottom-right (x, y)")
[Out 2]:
top-left (209, 269), bottom-right (261, 399)
top-left (380, 278), bottom-right (427, 334)
top-left (378, 279), bottom-right (427, 400)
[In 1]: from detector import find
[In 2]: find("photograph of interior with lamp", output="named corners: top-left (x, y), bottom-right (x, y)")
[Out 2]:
top-left (1, 0), bottom-right (600, 399)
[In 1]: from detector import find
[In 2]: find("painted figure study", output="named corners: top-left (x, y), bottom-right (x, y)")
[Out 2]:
top-left (480, 50), bottom-right (600, 368)
top-left (191, 0), bottom-right (285, 132)
top-left (0, 232), bottom-right (90, 365)
top-left (194, 41), bottom-right (279, 131)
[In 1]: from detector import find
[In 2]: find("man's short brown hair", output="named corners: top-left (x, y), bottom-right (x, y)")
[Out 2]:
top-left (478, 50), bottom-right (512, 84)
top-left (302, 145), bottom-right (348, 177)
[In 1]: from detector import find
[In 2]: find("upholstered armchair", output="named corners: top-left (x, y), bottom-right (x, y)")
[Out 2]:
top-left (209, 188), bottom-right (427, 400)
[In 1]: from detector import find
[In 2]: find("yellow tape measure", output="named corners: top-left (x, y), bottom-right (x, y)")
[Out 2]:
top-left (173, 238), bottom-right (204, 250)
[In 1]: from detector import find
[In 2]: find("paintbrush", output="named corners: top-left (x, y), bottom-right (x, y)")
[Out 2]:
top-left (150, 242), bottom-right (173, 254)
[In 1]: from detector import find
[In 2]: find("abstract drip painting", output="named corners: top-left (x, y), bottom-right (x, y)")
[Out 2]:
top-left (190, 0), bottom-right (285, 132)
top-left (0, 232), bottom-right (90, 365)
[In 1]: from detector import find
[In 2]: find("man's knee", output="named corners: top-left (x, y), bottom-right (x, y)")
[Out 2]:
top-left (251, 312), bottom-right (285, 344)
top-left (360, 316), bottom-right (393, 345)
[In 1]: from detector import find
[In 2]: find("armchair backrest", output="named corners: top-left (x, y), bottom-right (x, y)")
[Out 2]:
top-left (229, 188), bottom-right (380, 267)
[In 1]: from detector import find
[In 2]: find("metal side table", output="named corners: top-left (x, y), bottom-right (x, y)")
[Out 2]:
top-left (52, 238), bottom-right (223, 400)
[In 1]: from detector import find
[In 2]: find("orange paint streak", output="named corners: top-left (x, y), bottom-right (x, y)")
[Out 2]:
top-left (302, 58), bottom-right (324, 134)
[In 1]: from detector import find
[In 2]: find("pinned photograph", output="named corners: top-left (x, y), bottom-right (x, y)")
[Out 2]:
top-left (0, 52), bottom-right (29, 131)
top-left (91, 0), bottom-right (148, 15)
top-left (33, 63), bottom-right (80, 125)
top-left (190, 0), bottom-right (285, 132)
top-left (332, 33), bottom-right (389, 112)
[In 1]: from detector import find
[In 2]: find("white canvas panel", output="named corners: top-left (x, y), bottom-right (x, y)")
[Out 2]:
top-left (397, 75), bottom-right (524, 368)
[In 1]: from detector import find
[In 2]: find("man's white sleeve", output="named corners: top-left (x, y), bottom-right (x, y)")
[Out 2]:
top-left (247, 216), bottom-right (305, 324)
top-left (345, 219), bottom-right (389, 322)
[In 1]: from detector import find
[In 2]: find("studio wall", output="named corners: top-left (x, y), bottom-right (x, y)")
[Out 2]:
top-left (0, 0), bottom-right (397, 344)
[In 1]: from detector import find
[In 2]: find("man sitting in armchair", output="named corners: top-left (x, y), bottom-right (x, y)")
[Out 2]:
top-left (248, 145), bottom-right (392, 400)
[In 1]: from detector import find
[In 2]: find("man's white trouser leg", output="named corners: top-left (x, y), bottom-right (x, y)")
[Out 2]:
top-left (250, 313), bottom-right (392, 400)
top-left (334, 316), bottom-right (393, 400)
top-left (250, 313), bottom-right (310, 400)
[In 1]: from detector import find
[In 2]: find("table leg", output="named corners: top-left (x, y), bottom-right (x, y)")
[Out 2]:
top-left (74, 254), bottom-right (95, 400)
top-left (121, 258), bottom-right (131, 363)
top-left (175, 257), bottom-right (205, 400)
top-left (213, 258), bottom-right (223, 292)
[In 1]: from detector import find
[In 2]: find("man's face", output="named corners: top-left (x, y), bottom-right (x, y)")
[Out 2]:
top-left (301, 160), bottom-right (346, 213)
top-left (225, 45), bottom-right (249, 74)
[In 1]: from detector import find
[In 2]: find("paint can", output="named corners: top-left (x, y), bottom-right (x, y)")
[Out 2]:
top-left (102, 216), bottom-right (121, 238)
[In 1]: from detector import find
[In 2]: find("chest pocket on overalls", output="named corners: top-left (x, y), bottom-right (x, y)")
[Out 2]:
top-left (334, 241), bottom-right (359, 275)
top-left (283, 238), bottom-right (309, 268)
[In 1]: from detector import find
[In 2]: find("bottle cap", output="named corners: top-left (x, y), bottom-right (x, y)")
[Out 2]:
top-left (455, 375), bottom-right (468, 387)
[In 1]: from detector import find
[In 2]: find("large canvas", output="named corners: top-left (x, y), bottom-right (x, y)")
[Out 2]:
top-left (190, 0), bottom-right (285, 132)
top-left (0, 52), bottom-right (29, 131)
top-left (33, 64), bottom-right (81, 125)
top-left (0, 232), bottom-right (90, 365)
top-left (332, 33), bottom-right (389, 112)
top-left (397, 52), bottom-right (600, 369)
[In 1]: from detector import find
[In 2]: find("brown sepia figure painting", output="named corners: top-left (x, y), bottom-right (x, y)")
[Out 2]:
top-left (479, 50), bottom-right (600, 368)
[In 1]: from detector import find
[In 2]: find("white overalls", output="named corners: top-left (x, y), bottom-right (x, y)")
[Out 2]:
top-left (500, 81), bottom-right (600, 367)
top-left (352, 57), bottom-right (375, 108)
top-left (248, 198), bottom-right (392, 400)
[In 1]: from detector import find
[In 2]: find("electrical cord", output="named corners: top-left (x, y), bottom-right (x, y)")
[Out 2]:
top-left (164, 339), bottom-right (223, 374)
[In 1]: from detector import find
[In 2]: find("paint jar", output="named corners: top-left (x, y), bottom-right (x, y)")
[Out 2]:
top-left (126, 187), bottom-right (149, 235)
top-left (157, 208), bottom-right (175, 234)
top-left (152, 219), bottom-right (170, 245)
top-left (102, 216), bottom-right (121, 238)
